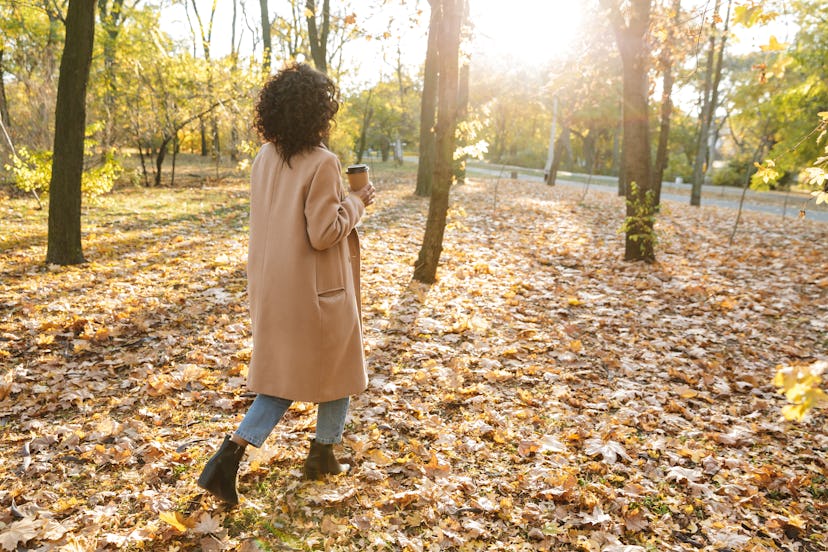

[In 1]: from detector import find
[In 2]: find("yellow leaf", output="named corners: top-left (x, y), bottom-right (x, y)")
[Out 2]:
top-left (159, 511), bottom-right (189, 532)
top-left (569, 340), bottom-right (583, 353)
top-left (567, 296), bottom-right (582, 306)
top-left (782, 403), bottom-right (808, 421)
top-left (676, 386), bottom-right (699, 399)
top-left (760, 35), bottom-right (787, 52)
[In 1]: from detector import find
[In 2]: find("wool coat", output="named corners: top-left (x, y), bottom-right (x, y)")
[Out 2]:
top-left (246, 143), bottom-right (367, 403)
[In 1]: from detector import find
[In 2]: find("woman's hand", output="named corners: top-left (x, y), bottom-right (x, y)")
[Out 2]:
top-left (353, 182), bottom-right (376, 207)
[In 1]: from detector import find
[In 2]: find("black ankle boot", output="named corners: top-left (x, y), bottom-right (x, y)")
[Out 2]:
top-left (197, 435), bottom-right (245, 505)
top-left (303, 439), bottom-right (350, 480)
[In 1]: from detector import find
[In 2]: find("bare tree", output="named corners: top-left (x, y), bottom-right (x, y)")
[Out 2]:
top-left (188, 0), bottom-right (221, 159)
top-left (305, 0), bottom-right (330, 73)
top-left (690, 0), bottom-right (732, 206)
top-left (259, 0), bottom-right (272, 75)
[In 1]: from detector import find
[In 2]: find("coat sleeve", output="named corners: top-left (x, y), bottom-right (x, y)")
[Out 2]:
top-left (304, 154), bottom-right (365, 251)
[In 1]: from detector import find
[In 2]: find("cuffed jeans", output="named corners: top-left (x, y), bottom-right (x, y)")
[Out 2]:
top-left (234, 394), bottom-right (350, 448)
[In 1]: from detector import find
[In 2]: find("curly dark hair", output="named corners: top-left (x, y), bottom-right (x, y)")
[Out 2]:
top-left (254, 63), bottom-right (339, 166)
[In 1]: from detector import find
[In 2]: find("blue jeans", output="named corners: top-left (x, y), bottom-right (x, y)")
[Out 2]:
top-left (234, 394), bottom-right (350, 448)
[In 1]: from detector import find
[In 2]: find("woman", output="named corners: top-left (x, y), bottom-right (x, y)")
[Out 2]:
top-left (197, 63), bottom-right (376, 505)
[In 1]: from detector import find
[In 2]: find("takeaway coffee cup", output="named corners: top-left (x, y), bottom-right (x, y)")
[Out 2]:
top-left (346, 164), bottom-right (369, 191)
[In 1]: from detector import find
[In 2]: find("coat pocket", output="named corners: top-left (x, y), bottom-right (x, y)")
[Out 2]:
top-left (315, 245), bottom-right (346, 296)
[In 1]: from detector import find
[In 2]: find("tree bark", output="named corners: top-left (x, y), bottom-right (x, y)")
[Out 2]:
top-left (547, 129), bottom-right (568, 186)
top-left (0, 47), bottom-right (11, 133)
top-left (602, 0), bottom-right (655, 262)
top-left (454, 59), bottom-right (470, 182)
top-left (613, 104), bottom-right (623, 194)
top-left (229, 0), bottom-right (240, 161)
top-left (47, 0), bottom-right (96, 265)
top-left (653, 0), bottom-right (681, 206)
top-left (0, 46), bottom-right (11, 169)
top-left (356, 88), bottom-right (374, 163)
top-left (415, 0), bottom-right (440, 197)
top-left (305, 0), bottom-right (330, 73)
top-left (259, 0), bottom-right (272, 75)
top-left (414, 0), bottom-right (462, 284)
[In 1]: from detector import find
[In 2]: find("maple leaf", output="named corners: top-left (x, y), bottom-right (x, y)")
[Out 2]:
top-left (579, 505), bottom-right (611, 526)
top-left (759, 35), bottom-right (787, 52)
top-left (584, 438), bottom-right (632, 464)
top-left (0, 518), bottom-right (40, 551)
top-left (623, 508), bottom-right (649, 532)
top-left (538, 435), bottom-right (567, 453)
top-left (666, 466), bottom-right (702, 483)
top-left (159, 511), bottom-right (190, 532)
top-left (193, 512), bottom-right (222, 535)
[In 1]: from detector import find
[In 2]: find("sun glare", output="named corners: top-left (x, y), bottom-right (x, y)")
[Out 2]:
top-left (470, 0), bottom-right (585, 65)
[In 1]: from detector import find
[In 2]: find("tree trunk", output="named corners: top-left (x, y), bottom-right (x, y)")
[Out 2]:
top-left (414, 0), bottom-right (462, 284)
top-left (415, 0), bottom-right (440, 197)
top-left (454, 59), bottom-right (470, 182)
top-left (0, 46), bottom-right (11, 170)
top-left (380, 137), bottom-right (390, 161)
top-left (229, 0), bottom-right (240, 161)
top-left (305, 0), bottom-right (329, 73)
top-left (547, 129), bottom-right (567, 186)
top-left (602, 0), bottom-right (654, 262)
top-left (155, 136), bottom-right (170, 187)
top-left (0, 47), bottom-right (11, 134)
top-left (356, 94), bottom-right (373, 163)
top-left (704, 0), bottom-right (732, 183)
top-left (691, 0), bottom-right (730, 206)
top-left (200, 116), bottom-right (208, 156)
top-left (653, 0), bottom-right (681, 206)
top-left (47, 0), bottom-right (96, 265)
top-left (137, 141), bottom-right (149, 186)
top-left (583, 129), bottom-right (596, 173)
top-left (98, 0), bottom-right (125, 153)
top-left (613, 105), bottom-right (623, 193)
top-left (170, 133), bottom-right (178, 186)
top-left (259, 0), bottom-right (272, 75)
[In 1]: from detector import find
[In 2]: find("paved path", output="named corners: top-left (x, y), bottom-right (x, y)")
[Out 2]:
top-left (460, 161), bottom-right (828, 223)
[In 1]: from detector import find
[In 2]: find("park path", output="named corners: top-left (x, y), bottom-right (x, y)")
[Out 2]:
top-left (395, 155), bottom-right (828, 222)
top-left (464, 160), bottom-right (828, 222)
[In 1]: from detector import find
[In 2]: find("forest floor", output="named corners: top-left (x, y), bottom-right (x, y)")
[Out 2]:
top-left (1, 168), bottom-right (827, 551)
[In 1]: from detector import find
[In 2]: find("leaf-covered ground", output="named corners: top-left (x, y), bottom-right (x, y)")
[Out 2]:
top-left (1, 170), bottom-right (827, 551)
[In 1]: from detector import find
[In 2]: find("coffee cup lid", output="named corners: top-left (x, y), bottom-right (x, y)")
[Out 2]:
top-left (346, 164), bottom-right (368, 174)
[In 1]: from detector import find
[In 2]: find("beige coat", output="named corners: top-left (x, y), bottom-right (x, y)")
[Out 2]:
top-left (246, 143), bottom-right (367, 403)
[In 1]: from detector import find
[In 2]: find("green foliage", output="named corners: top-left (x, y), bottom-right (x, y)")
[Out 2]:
top-left (800, 111), bottom-right (828, 203)
top-left (335, 75), bottom-right (421, 162)
top-left (619, 181), bottom-right (658, 255)
top-left (83, 151), bottom-right (122, 199)
top-left (5, 148), bottom-right (52, 194)
top-left (751, 159), bottom-right (781, 190)
top-left (664, 151), bottom-right (693, 183)
top-left (472, 62), bottom-right (556, 168)
top-left (4, 128), bottom-right (123, 199)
